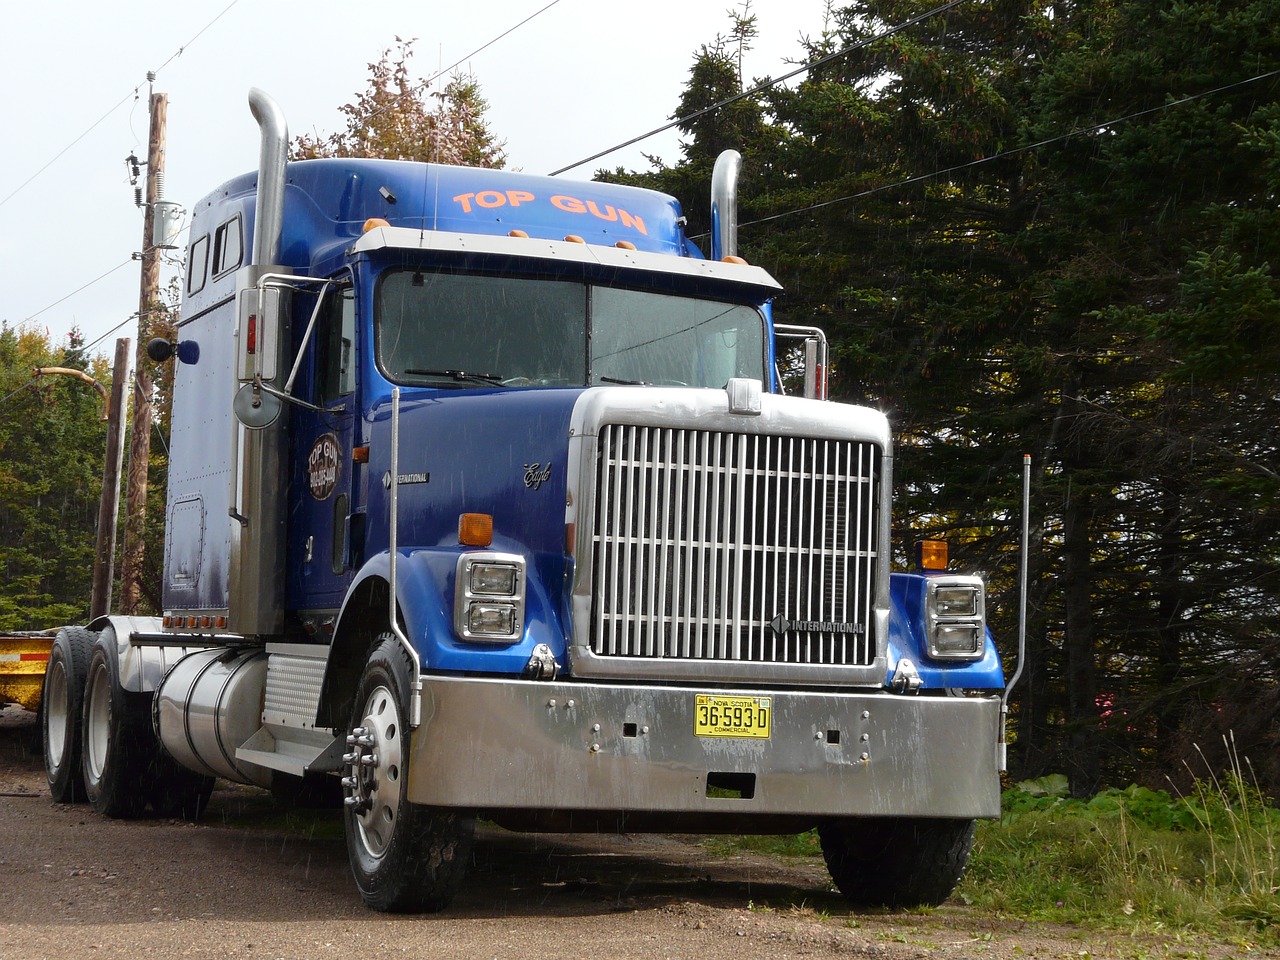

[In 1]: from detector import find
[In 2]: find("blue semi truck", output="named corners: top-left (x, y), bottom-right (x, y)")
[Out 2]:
top-left (41, 89), bottom-right (1006, 912)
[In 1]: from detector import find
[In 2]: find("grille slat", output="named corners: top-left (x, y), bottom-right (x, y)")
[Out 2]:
top-left (592, 425), bottom-right (880, 667)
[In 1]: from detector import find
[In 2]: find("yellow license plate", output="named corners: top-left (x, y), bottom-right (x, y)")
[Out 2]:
top-left (694, 694), bottom-right (772, 739)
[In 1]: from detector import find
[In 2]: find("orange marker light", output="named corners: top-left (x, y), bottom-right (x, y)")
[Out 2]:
top-left (917, 539), bottom-right (949, 571)
top-left (459, 513), bottom-right (494, 547)
top-left (508, 229), bottom-right (529, 238)
top-left (352, 446), bottom-right (370, 464)
top-left (614, 240), bottom-right (637, 250)
top-left (363, 217), bottom-right (391, 232)
top-left (564, 235), bottom-right (586, 244)
top-left (721, 254), bottom-right (749, 265)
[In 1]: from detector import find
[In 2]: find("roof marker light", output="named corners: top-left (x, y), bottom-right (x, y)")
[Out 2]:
top-left (363, 217), bottom-right (391, 233)
top-left (508, 229), bottom-right (529, 238)
top-left (564, 235), bottom-right (585, 244)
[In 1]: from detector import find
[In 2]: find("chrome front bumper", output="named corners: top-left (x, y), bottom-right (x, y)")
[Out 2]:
top-left (406, 676), bottom-right (1002, 821)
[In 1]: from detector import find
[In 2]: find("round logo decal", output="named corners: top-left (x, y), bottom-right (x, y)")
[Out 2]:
top-left (308, 433), bottom-right (342, 501)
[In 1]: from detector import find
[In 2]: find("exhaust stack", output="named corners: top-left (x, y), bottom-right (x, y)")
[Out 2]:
top-left (248, 88), bottom-right (288, 267)
top-left (710, 150), bottom-right (742, 261)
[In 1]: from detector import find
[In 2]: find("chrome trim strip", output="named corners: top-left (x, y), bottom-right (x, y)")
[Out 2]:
top-left (351, 227), bottom-right (783, 296)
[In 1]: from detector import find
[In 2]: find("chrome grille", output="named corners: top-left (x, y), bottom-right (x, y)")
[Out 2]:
top-left (591, 425), bottom-right (880, 666)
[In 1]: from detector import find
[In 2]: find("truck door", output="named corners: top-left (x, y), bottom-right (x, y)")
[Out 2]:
top-left (288, 281), bottom-right (359, 616)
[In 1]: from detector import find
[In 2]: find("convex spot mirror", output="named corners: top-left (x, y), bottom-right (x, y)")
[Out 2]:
top-left (233, 382), bottom-right (282, 429)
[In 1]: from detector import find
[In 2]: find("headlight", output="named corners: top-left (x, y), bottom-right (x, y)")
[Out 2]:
top-left (455, 553), bottom-right (525, 642)
top-left (469, 562), bottom-right (518, 596)
top-left (925, 576), bottom-right (985, 661)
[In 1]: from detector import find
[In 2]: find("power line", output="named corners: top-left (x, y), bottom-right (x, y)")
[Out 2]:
top-left (737, 67), bottom-right (1280, 232)
top-left (547, 0), bottom-right (971, 176)
top-left (359, 0), bottom-right (565, 130)
top-left (0, 0), bottom-right (240, 214)
top-left (151, 0), bottom-right (241, 77)
top-left (21, 259), bottom-right (136, 326)
top-left (0, 91), bottom-right (137, 211)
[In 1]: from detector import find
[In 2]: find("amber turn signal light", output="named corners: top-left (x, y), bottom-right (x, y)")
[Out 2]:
top-left (459, 513), bottom-right (494, 547)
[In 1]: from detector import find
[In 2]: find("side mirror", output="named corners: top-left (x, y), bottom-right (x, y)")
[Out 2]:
top-left (236, 278), bottom-right (286, 383)
top-left (773, 324), bottom-right (830, 400)
top-left (147, 338), bottom-right (201, 365)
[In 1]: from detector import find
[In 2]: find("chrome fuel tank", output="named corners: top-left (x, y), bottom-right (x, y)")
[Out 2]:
top-left (154, 647), bottom-right (272, 787)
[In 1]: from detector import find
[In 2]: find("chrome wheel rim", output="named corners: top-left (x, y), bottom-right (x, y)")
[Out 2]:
top-left (45, 659), bottom-right (68, 771)
top-left (84, 662), bottom-right (110, 784)
top-left (346, 684), bottom-right (403, 860)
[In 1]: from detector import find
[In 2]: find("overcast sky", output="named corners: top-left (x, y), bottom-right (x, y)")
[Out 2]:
top-left (0, 0), bottom-right (830, 356)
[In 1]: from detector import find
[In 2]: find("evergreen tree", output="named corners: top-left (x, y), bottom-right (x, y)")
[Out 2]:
top-left (627, 0), bottom-right (1280, 792)
top-left (0, 327), bottom-right (110, 629)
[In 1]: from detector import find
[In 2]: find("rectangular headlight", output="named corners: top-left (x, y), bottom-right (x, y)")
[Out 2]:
top-left (925, 576), bottom-right (986, 661)
top-left (931, 623), bottom-right (983, 657)
top-left (455, 551), bottom-right (526, 643)
top-left (468, 601), bottom-right (517, 636)
top-left (933, 584), bottom-right (979, 617)
top-left (470, 562), bottom-right (518, 596)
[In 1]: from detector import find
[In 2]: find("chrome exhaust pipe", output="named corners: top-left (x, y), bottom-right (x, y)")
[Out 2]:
top-left (710, 150), bottom-right (742, 261)
top-left (248, 88), bottom-right (288, 267)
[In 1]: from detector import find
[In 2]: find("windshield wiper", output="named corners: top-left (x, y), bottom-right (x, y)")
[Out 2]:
top-left (404, 368), bottom-right (507, 386)
top-left (598, 375), bottom-right (650, 386)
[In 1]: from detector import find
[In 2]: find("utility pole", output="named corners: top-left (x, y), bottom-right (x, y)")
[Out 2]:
top-left (91, 339), bottom-right (131, 618)
top-left (120, 86), bottom-right (167, 614)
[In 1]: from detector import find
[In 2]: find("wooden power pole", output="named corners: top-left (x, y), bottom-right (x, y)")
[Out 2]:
top-left (91, 338), bottom-right (131, 619)
top-left (120, 89), bottom-right (167, 614)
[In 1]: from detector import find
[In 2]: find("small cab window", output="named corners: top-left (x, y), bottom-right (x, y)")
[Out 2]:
top-left (186, 235), bottom-right (209, 296)
top-left (316, 285), bottom-right (356, 402)
top-left (212, 216), bottom-right (243, 277)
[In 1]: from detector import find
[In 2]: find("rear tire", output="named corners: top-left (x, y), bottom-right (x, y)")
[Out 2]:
top-left (43, 626), bottom-right (96, 803)
top-left (81, 637), bottom-right (155, 819)
top-left (342, 636), bottom-right (474, 913)
top-left (819, 816), bottom-right (976, 907)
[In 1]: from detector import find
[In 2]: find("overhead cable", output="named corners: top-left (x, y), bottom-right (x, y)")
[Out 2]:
top-left (547, 0), bottom-right (971, 176)
top-left (737, 67), bottom-right (1280, 231)
top-left (0, 0), bottom-right (241, 213)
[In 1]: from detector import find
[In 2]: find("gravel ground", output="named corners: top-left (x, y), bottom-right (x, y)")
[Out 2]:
top-left (0, 703), bottom-right (1266, 960)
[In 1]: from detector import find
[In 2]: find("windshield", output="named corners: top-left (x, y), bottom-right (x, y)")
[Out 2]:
top-left (377, 269), bottom-right (766, 388)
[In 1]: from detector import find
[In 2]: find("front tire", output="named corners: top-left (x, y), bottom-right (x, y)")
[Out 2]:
top-left (82, 637), bottom-right (155, 819)
top-left (43, 626), bottom-right (96, 802)
top-left (342, 637), bottom-right (474, 913)
top-left (819, 816), bottom-right (976, 907)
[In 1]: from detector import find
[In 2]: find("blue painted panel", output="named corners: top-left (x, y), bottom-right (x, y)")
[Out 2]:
top-left (887, 572), bottom-right (1005, 689)
top-left (363, 388), bottom-right (581, 672)
top-left (201, 159), bottom-right (700, 272)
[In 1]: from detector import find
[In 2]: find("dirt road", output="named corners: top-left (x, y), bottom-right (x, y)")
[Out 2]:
top-left (0, 705), bottom-right (1258, 959)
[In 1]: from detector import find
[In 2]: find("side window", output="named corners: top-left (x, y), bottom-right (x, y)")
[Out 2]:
top-left (211, 215), bottom-right (243, 277)
top-left (186, 235), bottom-right (209, 296)
top-left (316, 285), bottom-right (356, 402)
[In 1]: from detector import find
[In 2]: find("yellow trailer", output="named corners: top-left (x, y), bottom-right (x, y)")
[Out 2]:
top-left (0, 632), bottom-right (56, 713)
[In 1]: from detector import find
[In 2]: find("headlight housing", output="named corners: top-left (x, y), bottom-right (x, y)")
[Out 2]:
top-left (925, 576), bottom-right (985, 660)
top-left (454, 552), bottom-right (526, 643)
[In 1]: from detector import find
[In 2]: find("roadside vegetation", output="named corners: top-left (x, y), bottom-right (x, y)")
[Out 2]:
top-left (713, 743), bottom-right (1279, 946)
top-left (965, 766), bottom-right (1279, 942)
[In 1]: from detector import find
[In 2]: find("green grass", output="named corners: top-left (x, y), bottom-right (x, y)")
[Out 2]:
top-left (961, 765), bottom-right (1280, 940)
top-left (705, 745), bottom-right (1280, 944)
